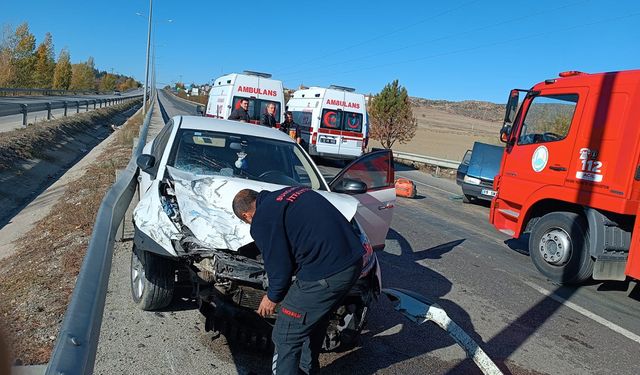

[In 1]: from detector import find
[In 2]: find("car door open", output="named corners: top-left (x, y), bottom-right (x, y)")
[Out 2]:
top-left (329, 149), bottom-right (395, 250)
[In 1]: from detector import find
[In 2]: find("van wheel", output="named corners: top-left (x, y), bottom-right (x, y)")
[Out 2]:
top-left (130, 246), bottom-right (176, 310)
top-left (529, 212), bottom-right (593, 284)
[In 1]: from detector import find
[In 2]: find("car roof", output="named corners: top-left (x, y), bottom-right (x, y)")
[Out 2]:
top-left (175, 115), bottom-right (294, 143)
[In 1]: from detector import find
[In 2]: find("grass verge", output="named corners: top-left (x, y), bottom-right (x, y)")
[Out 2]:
top-left (0, 109), bottom-right (144, 365)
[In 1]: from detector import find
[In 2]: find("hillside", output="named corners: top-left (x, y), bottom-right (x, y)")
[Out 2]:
top-left (370, 98), bottom-right (505, 161)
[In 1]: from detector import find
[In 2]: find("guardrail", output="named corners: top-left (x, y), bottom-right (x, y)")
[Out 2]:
top-left (45, 90), bottom-right (156, 375)
top-left (0, 87), bottom-right (131, 96)
top-left (0, 95), bottom-right (143, 126)
top-left (392, 150), bottom-right (460, 170)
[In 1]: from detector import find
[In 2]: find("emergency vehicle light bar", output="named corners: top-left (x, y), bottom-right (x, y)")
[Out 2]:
top-left (243, 70), bottom-right (272, 78)
top-left (329, 85), bottom-right (356, 92)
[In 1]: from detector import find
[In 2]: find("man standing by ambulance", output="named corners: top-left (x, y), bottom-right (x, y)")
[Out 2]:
top-left (229, 98), bottom-right (250, 122)
top-left (232, 187), bottom-right (363, 374)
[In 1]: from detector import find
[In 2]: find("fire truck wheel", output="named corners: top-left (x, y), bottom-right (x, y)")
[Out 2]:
top-left (529, 212), bottom-right (594, 284)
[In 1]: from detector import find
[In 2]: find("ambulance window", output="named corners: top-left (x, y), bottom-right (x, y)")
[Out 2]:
top-left (343, 112), bottom-right (363, 133)
top-left (292, 111), bottom-right (313, 128)
top-left (232, 96), bottom-right (255, 117)
top-left (321, 109), bottom-right (342, 130)
top-left (518, 94), bottom-right (578, 146)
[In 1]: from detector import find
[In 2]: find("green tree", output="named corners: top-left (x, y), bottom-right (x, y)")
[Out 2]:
top-left (52, 48), bottom-right (72, 89)
top-left (33, 32), bottom-right (55, 88)
top-left (0, 25), bottom-right (16, 86)
top-left (70, 57), bottom-right (95, 90)
top-left (99, 72), bottom-right (116, 91)
top-left (12, 23), bottom-right (36, 87)
top-left (369, 80), bottom-right (417, 149)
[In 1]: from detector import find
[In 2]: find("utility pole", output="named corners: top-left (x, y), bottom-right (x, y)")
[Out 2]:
top-left (142, 0), bottom-right (153, 115)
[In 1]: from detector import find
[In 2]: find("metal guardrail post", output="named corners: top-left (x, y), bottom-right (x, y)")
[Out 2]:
top-left (20, 104), bottom-right (28, 126)
top-left (46, 102), bottom-right (52, 120)
top-left (76, 101), bottom-right (80, 114)
top-left (93, 100), bottom-right (96, 109)
top-left (85, 101), bottom-right (89, 112)
top-left (63, 101), bottom-right (68, 117)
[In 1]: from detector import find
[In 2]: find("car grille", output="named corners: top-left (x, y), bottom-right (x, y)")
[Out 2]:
top-left (231, 286), bottom-right (264, 311)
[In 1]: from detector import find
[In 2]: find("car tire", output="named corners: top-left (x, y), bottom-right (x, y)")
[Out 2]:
top-left (463, 194), bottom-right (474, 203)
top-left (529, 212), bottom-right (594, 284)
top-left (130, 246), bottom-right (176, 310)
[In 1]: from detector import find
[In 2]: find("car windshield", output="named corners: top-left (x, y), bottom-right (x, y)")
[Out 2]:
top-left (167, 129), bottom-right (323, 189)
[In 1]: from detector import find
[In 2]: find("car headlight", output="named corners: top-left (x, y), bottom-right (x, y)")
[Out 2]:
top-left (463, 175), bottom-right (481, 185)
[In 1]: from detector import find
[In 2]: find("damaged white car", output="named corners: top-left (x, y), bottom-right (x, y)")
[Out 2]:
top-left (131, 115), bottom-right (395, 349)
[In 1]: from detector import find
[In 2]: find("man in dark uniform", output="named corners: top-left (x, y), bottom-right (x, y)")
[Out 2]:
top-left (232, 187), bottom-right (363, 375)
top-left (228, 98), bottom-right (250, 122)
top-left (280, 111), bottom-right (301, 144)
top-left (260, 102), bottom-right (277, 128)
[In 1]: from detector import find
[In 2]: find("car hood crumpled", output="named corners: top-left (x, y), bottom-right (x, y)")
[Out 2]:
top-left (134, 166), bottom-right (360, 253)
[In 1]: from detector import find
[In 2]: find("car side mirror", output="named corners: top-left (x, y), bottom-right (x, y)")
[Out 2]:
top-left (196, 105), bottom-right (204, 116)
top-left (332, 178), bottom-right (368, 195)
top-left (499, 124), bottom-right (512, 143)
top-left (136, 154), bottom-right (156, 173)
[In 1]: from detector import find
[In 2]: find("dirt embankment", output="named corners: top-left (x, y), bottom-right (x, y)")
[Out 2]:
top-left (0, 105), bottom-right (143, 365)
top-left (0, 100), bottom-right (141, 228)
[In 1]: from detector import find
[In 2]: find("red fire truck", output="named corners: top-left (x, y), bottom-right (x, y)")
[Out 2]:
top-left (490, 69), bottom-right (640, 284)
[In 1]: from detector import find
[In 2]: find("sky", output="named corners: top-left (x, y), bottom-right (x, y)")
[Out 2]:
top-left (2, 0), bottom-right (639, 102)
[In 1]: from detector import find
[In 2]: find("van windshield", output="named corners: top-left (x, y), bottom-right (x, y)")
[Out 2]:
top-left (232, 96), bottom-right (281, 123)
top-left (321, 109), bottom-right (363, 133)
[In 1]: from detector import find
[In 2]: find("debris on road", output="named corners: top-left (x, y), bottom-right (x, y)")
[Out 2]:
top-left (395, 178), bottom-right (417, 198)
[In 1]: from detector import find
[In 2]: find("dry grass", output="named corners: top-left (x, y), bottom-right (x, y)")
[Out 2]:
top-left (0, 109), bottom-right (143, 365)
top-left (0, 100), bottom-right (142, 171)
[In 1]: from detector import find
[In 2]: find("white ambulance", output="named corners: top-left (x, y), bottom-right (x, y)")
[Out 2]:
top-left (205, 71), bottom-right (285, 124)
top-left (286, 85), bottom-right (368, 160)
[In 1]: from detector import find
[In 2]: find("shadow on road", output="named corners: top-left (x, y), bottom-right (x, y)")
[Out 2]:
top-left (320, 229), bottom-right (493, 374)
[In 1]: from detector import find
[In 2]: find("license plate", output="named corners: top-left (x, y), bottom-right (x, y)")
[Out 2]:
top-left (481, 189), bottom-right (497, 197)
top-left (320, 137), bottom-right (336, 144)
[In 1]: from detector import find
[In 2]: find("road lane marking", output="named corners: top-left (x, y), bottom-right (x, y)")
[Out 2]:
top-left (523, 280), bottom-right (640, 344)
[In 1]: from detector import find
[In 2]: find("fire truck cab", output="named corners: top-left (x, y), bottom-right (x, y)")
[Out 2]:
top-left (287, 85), bottom-right (368, 161)
top-left (205, 71), bottom-right (285, 125)
top-left (491, 70), bottom-right (640, 284)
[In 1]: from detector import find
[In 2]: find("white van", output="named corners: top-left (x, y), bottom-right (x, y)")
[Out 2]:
top-left (286, 85), bottom-right (368, 160)
top-left (205, 71), bottom-right (285, 124)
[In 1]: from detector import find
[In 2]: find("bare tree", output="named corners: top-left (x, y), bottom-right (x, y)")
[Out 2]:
top-left (369, 80), bottom-right (417, 149)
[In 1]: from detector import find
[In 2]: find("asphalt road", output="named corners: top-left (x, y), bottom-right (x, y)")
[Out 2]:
top-left (94, 91), bottom-right (640, 375)
top-left (0, 89), bottom-right (143, 132)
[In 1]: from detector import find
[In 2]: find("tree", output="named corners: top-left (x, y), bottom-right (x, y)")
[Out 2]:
top-left (52, 48), bottom-right (72, 89)
top-left (369, 80), bottom-right (417, 149)
top-left (70, 57), bottom-right (96, 90)
top-left (99, 73), bottom-right (116, 91)
top-left (12, 23), bottom-right (36, 87)
top-left (0, 25), bottom-right (15, 86)
top-left (33, 32), bottom-right (55, 88)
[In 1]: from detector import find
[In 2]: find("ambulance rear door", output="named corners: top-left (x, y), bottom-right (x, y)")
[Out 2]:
top-left (317, 91), bottom-right (342, 155)
top-left (338, 91), bottom-right (365, 159)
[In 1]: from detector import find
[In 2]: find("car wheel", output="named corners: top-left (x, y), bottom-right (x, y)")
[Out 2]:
top-left (130, 246), bottom-right (176, 310)
top-left (529, 212), bottom-right (594, 284)
top-left (462, 194), bottom-right (474, 203)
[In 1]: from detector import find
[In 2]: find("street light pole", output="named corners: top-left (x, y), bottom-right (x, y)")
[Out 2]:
top-left (142, 0), bottom-right (153, 115)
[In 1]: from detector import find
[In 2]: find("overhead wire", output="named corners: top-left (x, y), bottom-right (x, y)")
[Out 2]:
top-left (272, 0), bottom-right (479, 74)
top-left (282, 10), bottom-right (640, 86)
top-left (278, 0), bottom-right (589, 81)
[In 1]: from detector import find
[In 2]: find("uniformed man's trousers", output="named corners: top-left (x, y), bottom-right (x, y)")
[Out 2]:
top-left (271, 262), bottom-right (362, 375)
